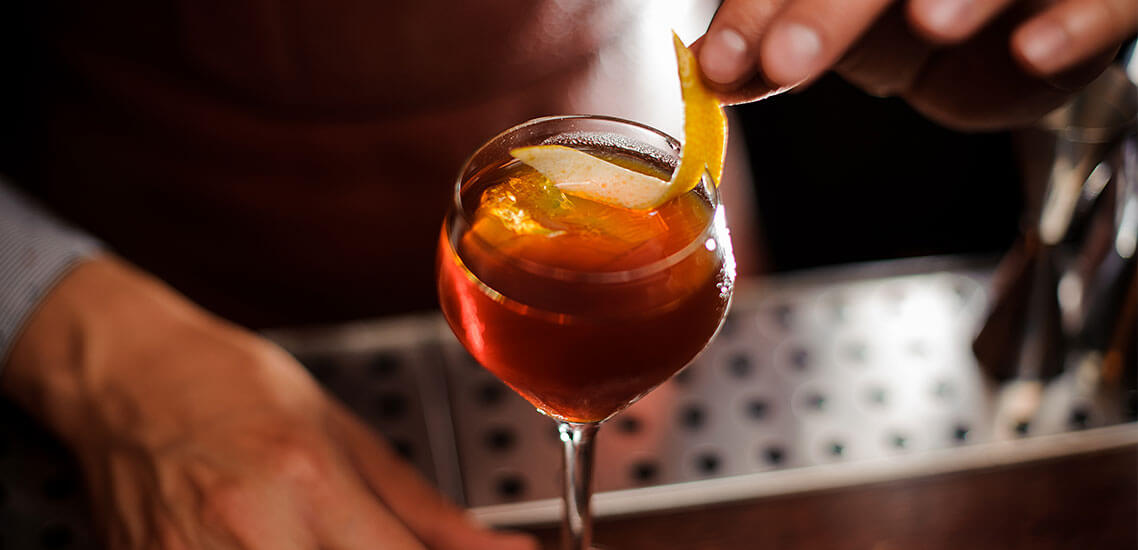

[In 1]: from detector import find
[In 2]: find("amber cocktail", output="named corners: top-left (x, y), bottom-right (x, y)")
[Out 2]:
top-left (437, 115), bottom-right (734, 549)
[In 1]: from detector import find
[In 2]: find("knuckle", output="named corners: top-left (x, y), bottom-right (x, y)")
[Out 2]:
top-left (498, 533), bottom-right (541, 550)
top-left (1099, 0), bottom-right (1136, 36)
top-left (265, 438), bottom-right (328, 486)
top-left (153, 519), bottom-right (189, 550)
top-left (198, 481), bottom-right (250, 526)
top-left (720, 0), bottom-right (786, 34)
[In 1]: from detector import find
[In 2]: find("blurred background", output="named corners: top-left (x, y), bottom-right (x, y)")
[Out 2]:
top-left (0, 0), bottom-right (1134, 549)
top-left (735, 75), bottom-right (1022, 272)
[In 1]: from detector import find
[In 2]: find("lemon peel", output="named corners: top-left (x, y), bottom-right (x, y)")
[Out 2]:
top-left (509, 145), bottom-right (669, 210)
top-left (662, 31), bottom-right (728, 202)
top-left (509, 32), bottom-right (727, 211)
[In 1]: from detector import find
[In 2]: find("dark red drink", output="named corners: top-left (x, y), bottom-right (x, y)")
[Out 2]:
top-left (438, 150), bottom-right (733, 422)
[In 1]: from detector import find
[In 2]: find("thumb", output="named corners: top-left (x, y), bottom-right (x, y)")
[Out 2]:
top-left (689, 27), bottom-right (793, 106)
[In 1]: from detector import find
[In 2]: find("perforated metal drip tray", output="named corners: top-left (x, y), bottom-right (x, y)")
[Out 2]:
top-left (270, 255), bottom-right (1138, 526)
top-left (4, 256), bottom-right (1135, 549)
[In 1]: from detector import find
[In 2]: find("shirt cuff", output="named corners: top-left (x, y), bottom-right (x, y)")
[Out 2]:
top-left (0, 181), bottom-right (104, 367)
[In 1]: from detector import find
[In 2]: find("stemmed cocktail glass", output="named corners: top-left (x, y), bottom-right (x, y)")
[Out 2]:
top-left (437, 115), bottom-right (735, 549)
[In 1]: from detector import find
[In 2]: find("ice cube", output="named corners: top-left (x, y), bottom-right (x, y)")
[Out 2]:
top-left (534, 192), bottom-right (664, 255)
top-left (510, 145), bottom-right (671, 210)
top-left (474, 175), bottom-right (568, 239)
top-left (472, 168), bottom-right (671, 271)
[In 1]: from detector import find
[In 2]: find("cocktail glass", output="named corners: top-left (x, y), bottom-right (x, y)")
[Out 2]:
top-left (437, 115), bottom-right (735, 550)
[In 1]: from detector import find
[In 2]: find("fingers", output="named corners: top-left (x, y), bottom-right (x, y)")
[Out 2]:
top-left (836, 4), bottom-right (937, 97)
top-left (700, 0), bottom-right (897, 92)
top-left (1012, 0), bottom-right (1138, 76)
top-left (330, 407), bottom-right (537, 550)
top-left (200, 428), bottom-right (426, 550)
top-left (313, 478), bottom-right (428, 550)
top-left (703, 0), bottom-right (1136, 108)
top-left (762, 0), bottom-right (898, 85)
top-left (699, 0), bottom-right (789, 86)
top-left (908, 0), bottom-right (1019, 42)
top-left (686, 38), bottom-right (787, 105)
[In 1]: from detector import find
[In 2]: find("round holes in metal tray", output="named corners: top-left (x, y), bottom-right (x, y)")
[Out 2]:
top-left (439, 269), bottom-right (1028, 508)
top-left (429, 267), bottom-right (1129, 511)
top-left (297, 350), bottom-right (439, 488)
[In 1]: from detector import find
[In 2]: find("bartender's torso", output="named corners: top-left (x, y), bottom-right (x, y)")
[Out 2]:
top-left (2, 0), bottom-right (714, 327)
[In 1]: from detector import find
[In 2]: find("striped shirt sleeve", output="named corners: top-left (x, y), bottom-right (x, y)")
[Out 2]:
top-left (0, 179), bottom-right (103, 368)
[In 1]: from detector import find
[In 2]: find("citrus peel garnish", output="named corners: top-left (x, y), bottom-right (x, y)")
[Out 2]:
top-left (509, 145), bottom-right (670, 210)
top-left (509, 32), bottom-right (727, 211)
top-left (662, 31), bottom-right (728, 202)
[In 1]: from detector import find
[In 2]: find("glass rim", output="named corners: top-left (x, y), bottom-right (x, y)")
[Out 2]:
top-left (449, 114), bottom-right (722, 284)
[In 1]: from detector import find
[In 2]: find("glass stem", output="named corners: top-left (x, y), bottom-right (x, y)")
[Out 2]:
top-left (559, 421), bottom-right (599, 550)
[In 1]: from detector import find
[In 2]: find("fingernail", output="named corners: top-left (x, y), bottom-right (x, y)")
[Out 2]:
top-left (700, 28), bottom-right (750, 84)
top-left (764, 22), bottom-right (822, 85)
top-left (924, 0), bottom-right (971, 35)
top-left (1018, 21), bottom-right (1068, 74)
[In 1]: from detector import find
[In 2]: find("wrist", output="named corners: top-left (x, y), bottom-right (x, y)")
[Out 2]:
top-left (1, 255), bottom-right (217, 450)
